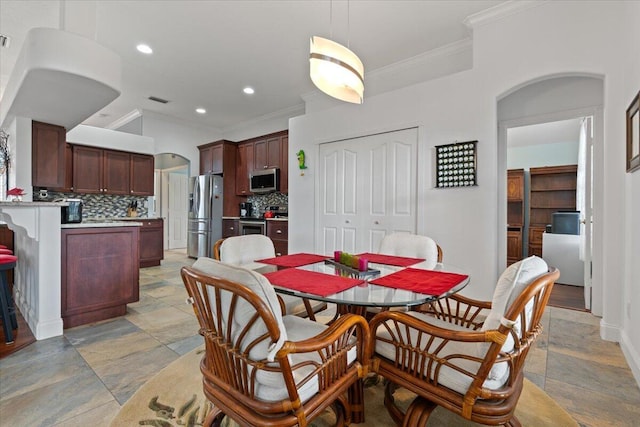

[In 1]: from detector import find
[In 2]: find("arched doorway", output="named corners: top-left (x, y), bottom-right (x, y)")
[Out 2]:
top-left (497, 75), bottom-right (604, 314)
top-left (154, 153), bottom-right (190, 250)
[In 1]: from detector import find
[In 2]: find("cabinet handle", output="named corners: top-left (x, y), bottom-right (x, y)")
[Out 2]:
top-left (264, 165), bottom-right (268, 169)
top-left (276, 230), bottom-right (282, 234)
top-left (276, 252), bottom-right (281, 256)
top-left (230, 227), bottom-right (234, 230)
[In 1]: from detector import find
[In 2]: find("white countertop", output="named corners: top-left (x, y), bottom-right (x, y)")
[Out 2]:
top-left (0, 201), bottom-right (67, 206)
top-left (61, 220), bottom-right (143, 228)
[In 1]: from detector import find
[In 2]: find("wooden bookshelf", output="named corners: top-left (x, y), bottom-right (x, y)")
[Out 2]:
top-left (507, 169), bottom-right (524, 265)
top-left (528, 165), bottom-right (577, 257)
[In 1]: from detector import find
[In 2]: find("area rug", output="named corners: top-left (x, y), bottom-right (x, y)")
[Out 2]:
top-left (111, 346), bottom-right (578, 426)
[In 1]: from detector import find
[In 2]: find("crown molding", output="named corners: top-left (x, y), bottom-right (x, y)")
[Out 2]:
top-left (221, 103), bottom-right (305, 135)
top-left (105, 108), bottom-right (142, 130)
top-left (463, 0), bottom-right (548, 30)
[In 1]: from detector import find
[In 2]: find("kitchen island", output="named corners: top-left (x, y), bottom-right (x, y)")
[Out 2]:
top-left (61, 220), bottom-right (142, 328)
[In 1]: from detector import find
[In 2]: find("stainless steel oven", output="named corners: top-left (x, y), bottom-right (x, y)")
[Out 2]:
top-left (238, 219), bottom-right (267, 235)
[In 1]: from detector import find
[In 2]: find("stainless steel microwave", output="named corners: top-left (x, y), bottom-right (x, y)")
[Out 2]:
top-left (249, 168), bottom-right (279, 193)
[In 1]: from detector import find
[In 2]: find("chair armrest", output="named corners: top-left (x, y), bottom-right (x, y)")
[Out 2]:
top-left (278, 314), bottom-right (371, 366)
top-left (370, 310), bottom-right (505, 346)
top-left (414, 293), bottom-right (492, 330)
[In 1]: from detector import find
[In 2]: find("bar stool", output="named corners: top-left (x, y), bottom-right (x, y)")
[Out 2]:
top-left (0, 254), bottom-right (18, 344)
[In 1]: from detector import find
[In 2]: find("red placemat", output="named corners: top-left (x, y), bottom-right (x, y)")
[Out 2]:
top-left (369, 268), bottom-right (468, 295)
top-left (263, 268), bottom-right (364, 297)
top-left (355, 253), bottom-right (425, 267)
top-left (256, 253), bottom-right (329, 268)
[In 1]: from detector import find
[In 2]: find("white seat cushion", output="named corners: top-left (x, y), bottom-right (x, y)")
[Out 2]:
top-left (220, 234), bottom-right (276, 265)
top-left (375, 312), bottom-right (508, 395)
top-left (191, 257), bottom-right (287, 361)
top-left (378, 233), bottom-right (439, 269)
top-left (254, 315), bottom-right (358, 402)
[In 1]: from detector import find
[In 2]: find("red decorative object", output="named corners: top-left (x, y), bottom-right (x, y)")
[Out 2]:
top-left (7, 187), bottom-right (26, 196)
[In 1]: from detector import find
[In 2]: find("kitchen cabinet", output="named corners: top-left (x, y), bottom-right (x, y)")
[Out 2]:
top-left (267, 220), bottom-right (288, 256)
top-left (236, 142), bottom-right (253, 196)
top-left (139, 218), bottom-right (164, 267)
top-left (130, 154), bottom-right (155, 196)
top-left (61, 226), bottom-right (140, 328)
top-left (254, 137), bottom-right (281, 170)
top-left (197, 140), bottom-right (239, 217)
top-left (280, 135), bottom-right (288, 194)
top-left (222, 219), bottom-right (239, 238)
top-left (72, 145), bottom-right (154, 196)
top-left (236, 130), bottom-right (288, 194)
top-left (32, 121), bottom-right (67, 189)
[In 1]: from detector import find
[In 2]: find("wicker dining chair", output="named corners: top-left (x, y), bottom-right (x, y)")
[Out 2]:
top-left (378, 233), bottom-right (442, 268)
top-left (213, 235), bottom-right (327, 320)
top-left (369, 256), bottom-right (559, 426)
top-left (181, 258), bottom-right (371, 427)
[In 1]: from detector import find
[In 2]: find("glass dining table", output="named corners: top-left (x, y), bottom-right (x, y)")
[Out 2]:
top-left (252, 253), bottom-right (470, 423)
top-left (253, 256), bottom-right (470, 316)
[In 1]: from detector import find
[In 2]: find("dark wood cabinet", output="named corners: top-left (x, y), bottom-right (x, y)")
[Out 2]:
top-left (32, 121), bottom-right (67, 189)
top-left (73, 145), bottom-right (104, 194)
top-left (198, 140), bottom-right (239, 217)
top-left (267, 220), bottom-right (288, 256)
top-left (236, 142), bottom-right (253, 196)
top-left (61, 226), bottom-right (140, 328)
top-left (280, 135), bottom-right (288, 194)
top-left (222, 219), bottom-right (239, 238)
top-left (72, 145), bottom-right (154, 196)
top-left (528, 165), bottom-right (577, 257)
top-left (507, 169), bottom-right (524, 265)
top-left (130, 154), bottom-right (155, 196)
top-left (139, 218), bottom-right (164, 267)
top-left (103, 150), bottom-right (131, 195)
top-left (254, 136), bottom-right (282, 170)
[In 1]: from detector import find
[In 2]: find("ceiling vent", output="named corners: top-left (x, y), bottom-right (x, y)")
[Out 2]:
top-left (0, 35), bottom-right (10, 48)
top-left (148, 96), bottom-right (169, 104)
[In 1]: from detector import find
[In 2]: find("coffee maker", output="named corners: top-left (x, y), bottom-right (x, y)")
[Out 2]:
top-left (239, 202), bottom-right (252, 218)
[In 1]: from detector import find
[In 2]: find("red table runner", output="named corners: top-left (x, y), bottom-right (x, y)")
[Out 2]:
top-left (263, 268), bottom-right (365, 297)
top-left (355, 253), bottom-right (425, 267)
top-left (369, 268), bottom-right (468, 295)
top-left (256, 253), bottom-right (329, 268)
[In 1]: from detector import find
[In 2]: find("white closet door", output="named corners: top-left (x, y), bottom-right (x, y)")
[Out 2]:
top-left (317, 128), bottom-right (418, 255)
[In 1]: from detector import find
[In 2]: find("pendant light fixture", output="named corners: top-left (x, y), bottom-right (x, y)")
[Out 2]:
top-left (309, 0), bottom-right (364, 104)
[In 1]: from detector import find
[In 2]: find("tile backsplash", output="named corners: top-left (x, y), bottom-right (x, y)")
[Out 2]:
top-left (42, 191), bottom-right (149, 218)
top-left (247, 192), bottom-right (288, 217)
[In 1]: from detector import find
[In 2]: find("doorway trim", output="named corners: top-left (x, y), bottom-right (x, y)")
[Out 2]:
top-left (498, 105), bottom-right (604, 316)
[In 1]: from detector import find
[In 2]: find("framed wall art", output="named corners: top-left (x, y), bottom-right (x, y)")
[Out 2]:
top-left (435, 140), bottom-right (477, 188)
top-left (626, 90), bottom-right (640, 173)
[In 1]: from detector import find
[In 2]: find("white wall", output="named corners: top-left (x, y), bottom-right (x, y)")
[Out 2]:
top-left (623, 0), bottom-right (640, 387)
top-left (507, 141), bottom-right (578, 170)
top-left (67, 125), bottom-right (154, 153)
top-left (289, 1), bottom-right (639, 383)
top-left (141, 110), bottom-right (221, 176)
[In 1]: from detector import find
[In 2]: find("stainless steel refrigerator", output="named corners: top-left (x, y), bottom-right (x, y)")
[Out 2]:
top-left (187, 175), bottom-right (223, 258)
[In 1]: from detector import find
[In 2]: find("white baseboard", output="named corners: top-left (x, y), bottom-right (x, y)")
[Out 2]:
top-left (620, 330), bottom-right (640, 390)
top-left (599, 319), bottom-right (621, 342)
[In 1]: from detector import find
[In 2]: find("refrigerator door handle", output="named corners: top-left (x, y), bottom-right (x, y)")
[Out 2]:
top-left (193, 178), bottom-right (200, 217)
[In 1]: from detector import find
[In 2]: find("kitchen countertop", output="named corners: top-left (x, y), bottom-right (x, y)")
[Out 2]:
top-left (222, 216), bottom-right (288, 221)
top-left (61, 220), bottom-right (143, 229)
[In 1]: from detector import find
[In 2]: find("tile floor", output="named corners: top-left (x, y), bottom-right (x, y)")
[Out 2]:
top-left (1, 249), bottom-right (638, 426)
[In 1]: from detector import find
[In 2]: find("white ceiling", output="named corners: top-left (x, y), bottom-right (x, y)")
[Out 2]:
top-left (507, 118), bottom-right (583, 148)
top-left (0, 0), bottom-right (506, 132)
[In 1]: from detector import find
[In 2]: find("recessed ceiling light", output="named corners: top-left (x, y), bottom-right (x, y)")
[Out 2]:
top-left (243, 87), bottom-right (255, 95)
top-left (136, 44), bottom-right (153, 54)
top-left (196, 108), bottom-right (206, 114)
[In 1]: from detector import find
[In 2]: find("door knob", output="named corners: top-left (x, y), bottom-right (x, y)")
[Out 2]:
top-left (374, 221), bottom-right (379, 225)
top-left (345, 220), bottom-right (350, 224)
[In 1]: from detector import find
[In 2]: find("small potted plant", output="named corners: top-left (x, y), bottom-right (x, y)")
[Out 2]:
top-left (7, 187), bottom-right (26, 202)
